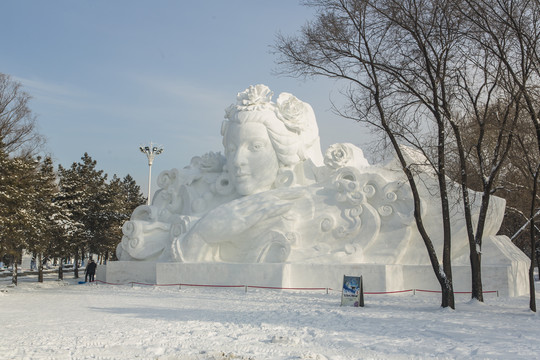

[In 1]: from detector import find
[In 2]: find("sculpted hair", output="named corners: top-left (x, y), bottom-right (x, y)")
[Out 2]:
top-left (222, 108), bottom-right (302, 168)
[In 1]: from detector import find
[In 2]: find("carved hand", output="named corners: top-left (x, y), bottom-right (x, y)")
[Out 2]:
top-left (190, 191), bottom-right (295, 244)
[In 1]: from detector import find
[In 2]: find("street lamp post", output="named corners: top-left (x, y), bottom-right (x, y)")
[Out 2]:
top-left (140, 142), bottom-right (164, 205)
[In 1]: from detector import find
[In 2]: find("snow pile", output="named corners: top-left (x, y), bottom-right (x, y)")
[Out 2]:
top-left (0, 276), bottom-right (539, 359)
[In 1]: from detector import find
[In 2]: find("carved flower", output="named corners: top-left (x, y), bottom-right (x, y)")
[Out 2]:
top-left (334, 179), bottom-right (365, 206)
top-left (236, 84), bottom-right (273, 107)
top-left (224, 104), bottom-right (236, 120)
top-left (189, 152), bottom-right (225, 173)
top-left (324, 143), bottom-right (353, 169)
top-left (276, 92), bottom-right (307, 132)
top-left (198, 152), bottom-right (225, 173)
top-left (156, 169), bottom-right (178, 190)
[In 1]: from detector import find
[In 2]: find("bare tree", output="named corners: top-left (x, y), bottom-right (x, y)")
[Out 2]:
top-left (275, 0), bottom-right (537, 307)
top-left (461, 0), bottom-right (540, 311)
top-left (275, 0), bottom-right (459, 308)
top-left (450, 57), bottom-right (520, 302)
top-left (0, 73), bottom-right (44, 156)
top-left (513, 133), bottom-right (540, 312)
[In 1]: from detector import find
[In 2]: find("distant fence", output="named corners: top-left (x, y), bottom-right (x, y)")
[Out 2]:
top-left (93, 280), bottom-right (499, 297)
top-left (0, 268), bottom-right (76, 278)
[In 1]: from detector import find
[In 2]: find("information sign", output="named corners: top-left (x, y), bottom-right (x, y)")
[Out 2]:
top-left (341, 275), bottom-right (364, 307)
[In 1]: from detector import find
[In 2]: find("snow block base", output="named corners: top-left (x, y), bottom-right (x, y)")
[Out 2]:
top-left (99, 260), bottom-right (529, 297)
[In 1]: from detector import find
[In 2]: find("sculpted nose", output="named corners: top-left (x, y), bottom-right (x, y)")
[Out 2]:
top-left (232, 147), bottom-right (248, 166)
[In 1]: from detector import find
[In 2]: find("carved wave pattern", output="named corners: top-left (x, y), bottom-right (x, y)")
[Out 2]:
top-left (332, 167), bottom-right (414, 225)
top-left (316, 167), bottom-right (415, 256)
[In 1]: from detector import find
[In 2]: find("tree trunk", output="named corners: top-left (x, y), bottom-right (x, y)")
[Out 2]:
top-left (438, 185), bottom-right (455, 309)
top-left (38, 253), bottom-right (43, 283)
top-left (449, 121), bottom-right (484, 302)
top-left (437, 122), bottom-right (455, 309)
top-left (529, 219), bottom-right (537, 312)
top-left (470, 192), bottom-right (494, 302)
top-left (536, 244), bottom-right (540, 281)
top-left (470, 249), bottom-right (483, 299)
top-left (58, 260), bottom-right (63, 281)
top-left (74, 250), bottom-right (79, 279)
top-left (529, 172), bottom-right (538, 312)
top-left (11, 256), bottom-right (18, 286)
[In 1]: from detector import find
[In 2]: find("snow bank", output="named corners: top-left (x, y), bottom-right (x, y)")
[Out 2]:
top-left (0, 275), bottom-right (538, 359)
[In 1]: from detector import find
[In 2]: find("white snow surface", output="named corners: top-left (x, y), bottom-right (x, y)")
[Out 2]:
top-left (1, 274), bottom-right (539, 360)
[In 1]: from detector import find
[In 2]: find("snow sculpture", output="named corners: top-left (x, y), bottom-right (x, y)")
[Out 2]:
top-left (117, 84), bottom-right (506, 266)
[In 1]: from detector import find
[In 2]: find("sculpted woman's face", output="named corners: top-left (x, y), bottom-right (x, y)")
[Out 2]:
top-left (225, 121), bottom-right (279, 196)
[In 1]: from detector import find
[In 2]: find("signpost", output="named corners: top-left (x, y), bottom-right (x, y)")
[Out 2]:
top-left (341, 275), bottom-right (364, 307)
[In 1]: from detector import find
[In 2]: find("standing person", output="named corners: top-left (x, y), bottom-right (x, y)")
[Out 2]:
top-left (85, 259), bottom-right (97, 282)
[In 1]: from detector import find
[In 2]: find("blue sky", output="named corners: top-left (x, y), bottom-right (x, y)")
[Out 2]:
top-left (1, 0), bottom-right (371, 197)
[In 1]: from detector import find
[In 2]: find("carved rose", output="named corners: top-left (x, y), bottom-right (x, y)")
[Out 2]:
top-left (324, 143), bottom-right (353, 169)
top-left (276, 92), bottom-right (307, 132)
top-left (156, 169), bottom-right (178, 190)
top-left (236, 84), bottom-right (273, 107)
top-left (189, 152), bottom-right (225, 173)
top-left (224, 104), bottom-right (236, 120)
top-left (199, 152), bottom-right (225, 173)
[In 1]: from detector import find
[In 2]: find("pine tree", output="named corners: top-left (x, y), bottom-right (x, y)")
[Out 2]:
top-left (56, 163), bottom-right (86, 279)
top-left (0, 145), bottom-right (37, 285)
top-left (54, 154), bottom-right (146, 271)
top-left (98, 176), bottom-right (124, 262)
top-left (99, 174), bottom-right (143, 262)
top-left (26, 156), bottom-right (64, 282)
top-left (122, 174), bottom-right (145, 211)
top-left (0, 145), bottom-right (13, 275)
top-left (57, 153), bottom-right (108, 277)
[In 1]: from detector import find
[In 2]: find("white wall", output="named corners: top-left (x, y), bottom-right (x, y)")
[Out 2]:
top-left (101, 260), bottom-right (529, 296)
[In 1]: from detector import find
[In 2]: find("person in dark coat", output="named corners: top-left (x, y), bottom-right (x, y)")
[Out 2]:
top-left (85, 259), bottom-right (97, 282)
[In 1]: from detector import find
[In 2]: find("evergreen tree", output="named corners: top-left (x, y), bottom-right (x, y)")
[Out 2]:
top-left (122, 174), bottom-right (145, 211)
top-left (56, 164), bottom-right (86, 279)
top-left (57, 153), bottom-right (108, 278)
top-left (101, 174), bottom-right (144, 262)
top-left (98, 175), bottom-right (126, 262)
top-left (0, 144), bottom-right (37, 285)
top-left (0, 144), bottom-right (13, 272)
top-left (26, 156), bottom-right (64, 282)
top-left (0, 146), bottom-right (145, 283)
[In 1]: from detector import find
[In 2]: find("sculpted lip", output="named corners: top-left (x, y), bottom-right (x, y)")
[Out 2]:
top-left (235, 175), bottom-right (251, 183)
top-left (234, 169), bottom-right (251, 177)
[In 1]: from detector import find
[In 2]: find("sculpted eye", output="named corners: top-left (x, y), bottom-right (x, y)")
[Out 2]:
top-left (250, 141), bottom-right (265, 152)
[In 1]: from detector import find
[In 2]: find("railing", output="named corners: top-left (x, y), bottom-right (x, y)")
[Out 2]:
top-left (92, 280), bottom-right (499, 296)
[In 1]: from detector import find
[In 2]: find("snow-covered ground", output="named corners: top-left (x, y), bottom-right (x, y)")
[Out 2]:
top-left (0, 273), bottom-right (539, 360)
